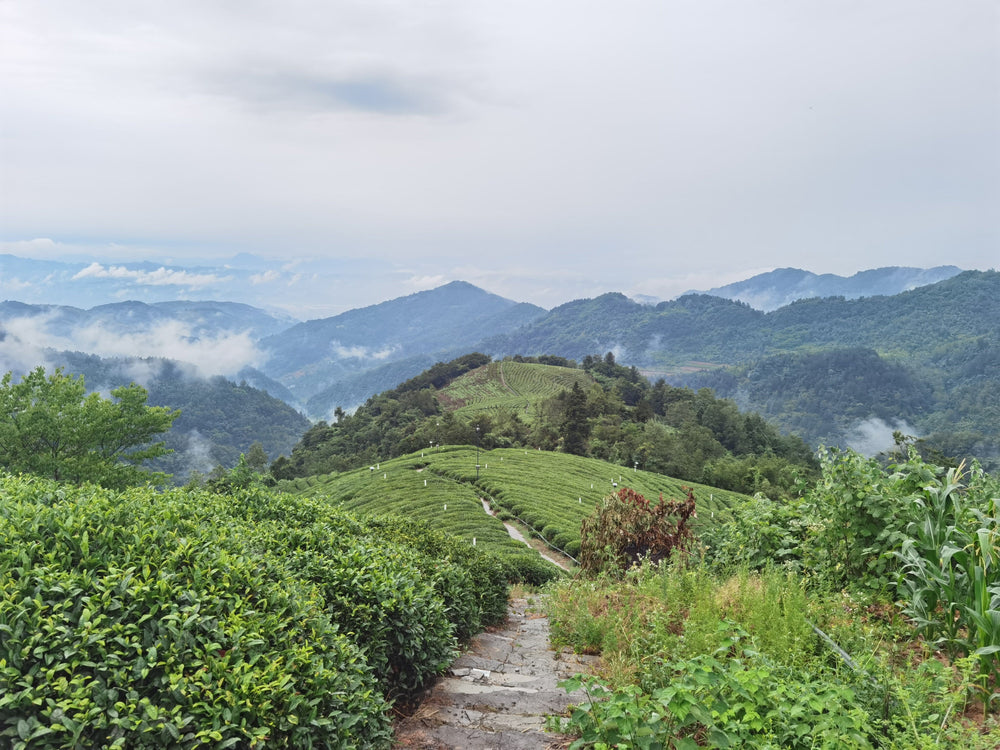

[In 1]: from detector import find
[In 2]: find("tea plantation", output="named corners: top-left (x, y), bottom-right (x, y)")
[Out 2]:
top-left (0, 473), bottom-right (509, 748)
top-left (281, 445), bottom-right (748, 561)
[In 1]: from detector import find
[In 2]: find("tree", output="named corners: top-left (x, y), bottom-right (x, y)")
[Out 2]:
top-left (245, 441), bottom-right (269, 472)
top-left (0, 367), bottom-right (180, 488)
top-left (560, 382), bottom-right (591, 456)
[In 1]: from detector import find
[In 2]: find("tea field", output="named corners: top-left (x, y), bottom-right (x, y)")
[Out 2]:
top-left (280, 445), bottom-right (748, 560)
top-left (436, 360), bottom-right (592, 423)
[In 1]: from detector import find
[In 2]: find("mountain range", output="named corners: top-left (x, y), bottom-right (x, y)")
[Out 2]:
top-left (694, 265), bottom-right (963, 311)
top-left (2, 259), bottom-right (997, 471)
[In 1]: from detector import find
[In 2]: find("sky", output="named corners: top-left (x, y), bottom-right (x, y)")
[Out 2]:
top-left (1, 0), bottom-right (997, 317)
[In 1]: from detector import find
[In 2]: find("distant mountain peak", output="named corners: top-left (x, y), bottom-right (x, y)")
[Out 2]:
top-left (692, 265), bottom-right (963, 311)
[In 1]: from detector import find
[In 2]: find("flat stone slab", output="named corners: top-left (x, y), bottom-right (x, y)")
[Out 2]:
top-left (393, 599), bottom-right (599, 749)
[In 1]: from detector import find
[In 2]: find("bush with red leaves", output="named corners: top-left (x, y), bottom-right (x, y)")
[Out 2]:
top-left (579, 486), bottom-right (696, 575)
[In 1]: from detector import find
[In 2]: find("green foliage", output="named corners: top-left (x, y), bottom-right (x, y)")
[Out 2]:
top-left (0, 367), bottom-right (179, 489)
top-left (799, 447), bottom-right (917, 591)
top-left (700, 494), bottom-right (803, 574)
top-left (53, 352), bottom-right (311, 483)
top-left (893, 460), bottom-right (1000, 702)
top-left (359, 515), bottom-right (510, 638)
top-left (561, 381), bottom-right (591, 455)
top-left (546, 556), bottom-right (1000, 748)
top-left (427, 447), bottom-right (745, 563)
top-left (554, 645), bottom-right (874, 750)
top-left (275, 353), bottom-right (818, 500)
top-left (693, 348), bottom-right (933, 448)
top-left (278, 447), bottom-right (558, 585)
top-left (486, 271), bottom-right (1000, 471)
top-left (579, 487), bottom-right (696, 576)
top-left (0, 476), bottom-right (392, 748)
top-left (0, 472), bottom-right (519, 746)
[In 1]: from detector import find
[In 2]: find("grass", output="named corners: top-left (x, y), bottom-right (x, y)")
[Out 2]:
top-left (279, 448), bottom-right (525, 558)
top-left (546, 560), bottom-right (1000, 749)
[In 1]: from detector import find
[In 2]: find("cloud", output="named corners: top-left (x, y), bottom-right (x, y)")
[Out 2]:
top-left (0, 314), bottom-right (262, 378)
top-left (845, 417), bottom-right (918, 457)
top-left (403, 274), bottom-right (448, 291)
top-left (72, 262), bottom-right (227, 288)
top-left (0, 319), bottom-right (60, 375)
top-left (178, 429), bottom-right (217, 476)
top-left (250, 270), bottom-right (281, 284)
top-left (1, 1), bottom-right (995, 316)
top-left (330, 341), bottom-right (397, 361)
top-left (210, 66), bottom-right (449, 116)
top-left (0, 277), bottom-right (32, 292)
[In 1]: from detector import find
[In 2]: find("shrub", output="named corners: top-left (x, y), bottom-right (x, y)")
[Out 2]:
top-left (501, 552), bottom-right (564, 586)
top-left (0, 475), bottom-right (392, 749)
top-left (362, 515), bottom-right (510, 635)
top-left (579, 487), bottom-right (696, 576)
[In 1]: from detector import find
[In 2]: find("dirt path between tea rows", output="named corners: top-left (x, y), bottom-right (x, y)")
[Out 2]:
top-left (480, 498), bottom-right (572, 572)
top-left (393, 597), bottom-right (599, 749)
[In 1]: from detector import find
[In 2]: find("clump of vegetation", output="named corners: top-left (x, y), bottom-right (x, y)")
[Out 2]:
top-left (548, 453), bottom-right (1000, 748)
top-left (0, 367), bottom-right (179, 489)
top-left (579, 487), bottom-right (696, 575)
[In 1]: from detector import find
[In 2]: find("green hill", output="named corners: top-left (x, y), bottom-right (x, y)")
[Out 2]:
top-left (437, 360), bottom-right (592, 422)
top-left (477, 271), bottom-right (1000, 466)
top-left (279, 445), bottom-right (748, 561)
top-left (273, 353), bottom-right (817, 500)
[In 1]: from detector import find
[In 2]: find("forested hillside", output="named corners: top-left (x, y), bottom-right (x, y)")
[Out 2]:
top-left (698, 265), bottom-right (962, 311)
top-left (55, 352), bottom-right (311, 480)
top-left (481, 271), bottom-right (1000, 466)
top-left (273, 353), bottom-right (817, 499)
top-left (257, 281), bottom-right (546, 409)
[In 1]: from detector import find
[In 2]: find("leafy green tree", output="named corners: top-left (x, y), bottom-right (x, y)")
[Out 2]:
top-left (0, 366), bottom-right (179, 488)
top-left (560, 381), bottom-right (591, 455)
top-left (245, 441), bottom-right (269, 472)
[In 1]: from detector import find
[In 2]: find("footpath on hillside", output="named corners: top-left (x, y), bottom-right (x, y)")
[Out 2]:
top-left (393, 597), bottom-right (599, 750)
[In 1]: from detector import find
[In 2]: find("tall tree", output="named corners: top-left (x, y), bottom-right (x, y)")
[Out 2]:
top-left (560, 382), bottom-right (591, 456)
top-left (0, 367), bottom-right (180, 488)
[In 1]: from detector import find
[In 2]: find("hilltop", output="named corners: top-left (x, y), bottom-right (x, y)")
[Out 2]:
top-left (272, 353), bottom-right (817, 500)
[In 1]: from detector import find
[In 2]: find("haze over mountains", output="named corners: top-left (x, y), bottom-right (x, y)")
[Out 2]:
top-left (1, 256), bottom-right (997, 473)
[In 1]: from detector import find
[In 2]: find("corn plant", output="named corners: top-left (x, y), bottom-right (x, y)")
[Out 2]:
top-left (895, 462), bottom-right (1000, 708)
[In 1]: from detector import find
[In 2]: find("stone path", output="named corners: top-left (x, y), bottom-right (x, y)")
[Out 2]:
top-left (393, 598), bottom-right (599, 749)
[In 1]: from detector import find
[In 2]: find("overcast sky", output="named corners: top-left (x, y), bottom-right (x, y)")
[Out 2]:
top-left (1, 1), bottom-right (997, 313)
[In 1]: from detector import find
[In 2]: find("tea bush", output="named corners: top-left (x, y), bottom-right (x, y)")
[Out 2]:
top-left (361, 515), bottom-right (510, 636)
top-left (0, 476), bottom-right (392, 748)
top-left (0, 474), bottom-right (512, 747)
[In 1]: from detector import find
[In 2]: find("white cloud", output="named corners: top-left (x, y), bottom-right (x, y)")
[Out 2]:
top-left (845, 418), bottom-right (918, 457)
top-left (250, 269), bottom-right (281, 284)
top-left (403, 274), bottom-right (448, 291)
top-left (330, 341), bottom-right (397, 361)
top-left (0, 314), bottom-right (262, 377)
top-left (72, 262), bottom-right (227, 288)
top-left (0, 277), bottom-right (32, 291)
